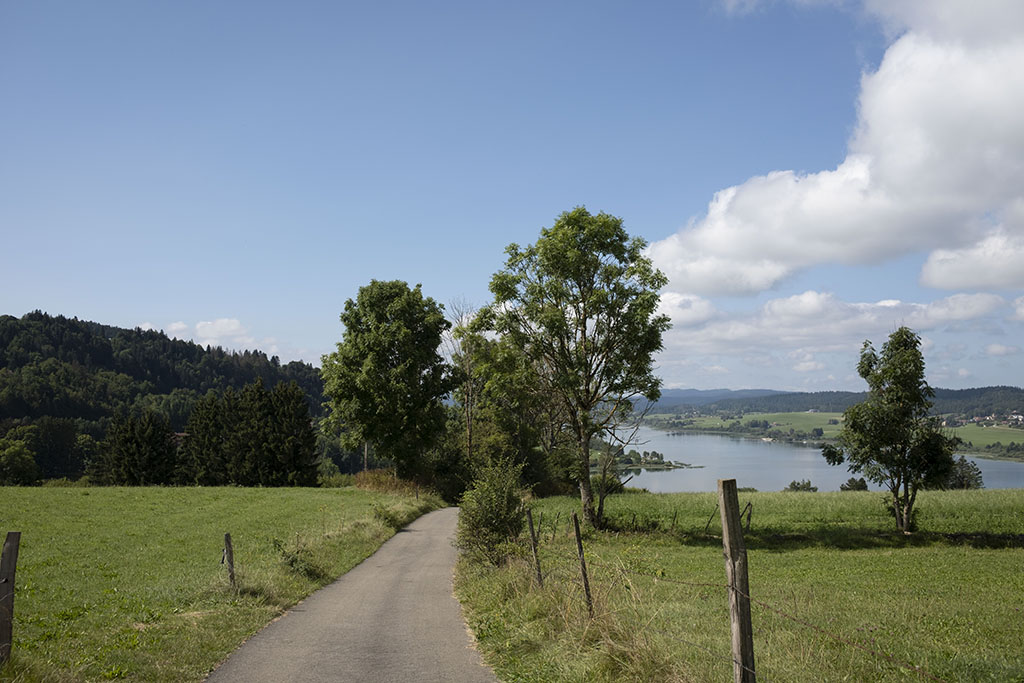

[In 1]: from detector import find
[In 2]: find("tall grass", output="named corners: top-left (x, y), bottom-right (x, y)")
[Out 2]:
top-left (0, 486), bottom-right (442, 682)
top-left (456, 489), bottom-right (1024, 682)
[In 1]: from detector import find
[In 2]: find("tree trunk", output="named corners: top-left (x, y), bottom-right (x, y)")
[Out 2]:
top-left (577, 433), bottom-right (597, 527)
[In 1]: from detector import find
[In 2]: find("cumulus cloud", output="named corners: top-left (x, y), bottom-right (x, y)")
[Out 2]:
top-left (921, 230), bottom-right (1024, 289)
top-left (195, 318), bottom-right (257, 348)
top-left (167, 321), bottom-right (189, 337)
top-left (659, 291), bottom-right (1006, 357)
top-left (652, 1), bottom-right (1024, 295)
top-left (863, 0), bottom-right (1024, 44)
top-left (658, 292), bottom-right (717, 326)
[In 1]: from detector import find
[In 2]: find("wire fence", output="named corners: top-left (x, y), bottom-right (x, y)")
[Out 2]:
top-left (516, 504), bottom-right (951, 682)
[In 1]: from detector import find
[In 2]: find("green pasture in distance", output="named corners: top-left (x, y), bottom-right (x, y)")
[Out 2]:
top-left (649, 411), bottom-right (845, 436)
top-left (951, 422), bottom-right (1024, 448)
top-left (457, 489), bottom-right (1024, 682)
top-left (0, 486), bottom-right (441, 682)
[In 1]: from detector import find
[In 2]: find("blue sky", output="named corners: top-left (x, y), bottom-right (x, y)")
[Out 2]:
top-left (2, 0), bottom-right (1022, 392)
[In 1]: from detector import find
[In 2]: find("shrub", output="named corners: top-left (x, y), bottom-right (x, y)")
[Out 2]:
top-left (456, 460), bottom-right (526, 565)
top-left (783, 479), bottom-right (818, 492)
top-left (840, 477), bottom-right (868, 491)
top-left (0, 439), bottom-right (40, 485)
top-left (354, 468), bottom-right (419, 495)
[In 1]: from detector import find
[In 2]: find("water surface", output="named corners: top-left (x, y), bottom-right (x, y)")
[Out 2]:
top-left (624, 426), bottom-right (1024, 492)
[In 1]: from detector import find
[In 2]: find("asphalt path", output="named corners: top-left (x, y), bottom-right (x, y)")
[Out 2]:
top-left (205, 507), bottom-right (497, 683)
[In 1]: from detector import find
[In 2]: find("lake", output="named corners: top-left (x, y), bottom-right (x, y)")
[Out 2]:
top-left (623, 425), bottom-right (1024, 492)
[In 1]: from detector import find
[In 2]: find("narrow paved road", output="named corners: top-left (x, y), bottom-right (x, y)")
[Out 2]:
top-left (205, 507), bottom-right (497, 683)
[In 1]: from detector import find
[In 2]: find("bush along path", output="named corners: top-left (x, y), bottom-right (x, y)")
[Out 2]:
top-left (205, 507), bottom-right (497, 683)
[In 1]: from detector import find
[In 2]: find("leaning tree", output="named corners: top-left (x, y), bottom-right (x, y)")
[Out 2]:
top-left (482, 207), bottom-right (670, 527)
top-left (822, 326), bottom-right (957, 532)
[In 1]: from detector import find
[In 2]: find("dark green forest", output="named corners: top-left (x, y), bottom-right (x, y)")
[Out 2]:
top-left (0, 311), bottom-right (324, 480)
top-left (656, 386), bottom-right (1024, 417)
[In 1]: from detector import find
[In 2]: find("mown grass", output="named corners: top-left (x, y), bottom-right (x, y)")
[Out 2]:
top-left (0, 486), bottom-right (442, 682)
top-left (456, 489), bottom-right (1024, 682)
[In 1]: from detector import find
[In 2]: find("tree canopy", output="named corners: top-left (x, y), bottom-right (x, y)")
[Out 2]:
top-left (481, 207), bottom-right (670, 526)
top-left (823, 326), bottom-right (957, 531)
top-left (321, 280), bottom-right (454, 479)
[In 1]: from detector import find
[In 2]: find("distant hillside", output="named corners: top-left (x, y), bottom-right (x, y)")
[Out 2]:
top-left (1, 310), bottom-right (323, 433)
top-left (670, 386), bottom-right (1024, 417)
top-left (652, 388), bottom-right (784, 411)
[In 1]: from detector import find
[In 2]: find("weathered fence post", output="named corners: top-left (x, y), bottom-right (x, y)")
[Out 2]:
top-left (0, 532), bottom-right (21, 665)
top-left (719, 479), bottom-right (756, 682)
top-left (571, 512), bottom-right (593, 617)
top-left (222, 533), bottom-right (236, 588)
top-left (526, 508), bottom-right (543, 589)
top-left (551, 511), bottom-right (561, 542)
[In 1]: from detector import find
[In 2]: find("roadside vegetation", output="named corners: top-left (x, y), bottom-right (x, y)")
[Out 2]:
top-left (0, 484), bottom-right (441, 682)
top-left (456, 489), bottom-right (1024, 682)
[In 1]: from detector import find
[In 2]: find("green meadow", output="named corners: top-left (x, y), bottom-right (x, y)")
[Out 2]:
top-left (951, 423), bottom-right (1024, 450)
top-left (456, 489), bottom-right (1024, 682)
top-left (0, 486), bottom-right (441, 682)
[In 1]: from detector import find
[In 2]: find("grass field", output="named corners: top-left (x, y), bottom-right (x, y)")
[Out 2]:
top-left (951, 423), bottom-right (1024, 449)
top-left (0, 486), bottom-right (442, 682)
top-left (649, 411), bottom-right (845, 436)
top-left (456, 490), bottom-right (1024, 682)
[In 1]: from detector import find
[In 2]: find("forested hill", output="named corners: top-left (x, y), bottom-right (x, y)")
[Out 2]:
top-left (665, 386), bottom-right (1024, 417)
top-left (0, 311), bottom-right (324, 432)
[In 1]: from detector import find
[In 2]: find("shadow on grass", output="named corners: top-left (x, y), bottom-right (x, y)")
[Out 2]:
top-left (670, 527), bottom-right (1024, 551)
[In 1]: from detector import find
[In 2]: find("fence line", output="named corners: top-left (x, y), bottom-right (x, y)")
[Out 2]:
top-left (523, 508), bottom-right (951, 682)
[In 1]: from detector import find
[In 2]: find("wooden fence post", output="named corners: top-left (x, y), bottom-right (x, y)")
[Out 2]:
top-left (223, 533), bottom-right (236, 588)
top-left (526, 508), bottom-right (543, 589)
top-left (719, 479), bottom-right (756, 682)
top-left (571, 512), bottom-right (593, 617)
top-left (0, 532), bottom-right (21, 665)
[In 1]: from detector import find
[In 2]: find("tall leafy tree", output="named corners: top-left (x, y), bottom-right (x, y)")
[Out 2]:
top-left (823, 327), bottom-right (957, 532)
top-left (482, 207), bottom-right (671, 527)
top-left (321, 280), bottom-right (454, 479)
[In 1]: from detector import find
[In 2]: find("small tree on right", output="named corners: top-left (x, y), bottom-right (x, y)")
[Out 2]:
top-left (822, 326), bottom-right (957, 532)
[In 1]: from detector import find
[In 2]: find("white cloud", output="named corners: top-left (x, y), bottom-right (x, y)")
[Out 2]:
top-left (957, 368), bottom-right (971, 378)
top-left (659, 291), bottom-right (1006, 360)
top-left (921, 230), bottom-right (1024, 289)
top-left (658, 292), bottom-right (717, 327)
top-left (167, 321), bottom-right (189, 337)
top-left (863, 0), bottom-right (1024, 45)
top-left (905, 293), bottom-right (1004, 328)
top-left (986, 343), bottom-right (1019, 356)
top-left (193, 318), bottom-right (259, 350)
top-left (652, 1), bottom-right (1024, 295)
top-left (1013, 297), bottom-right (1024, 321)
top-left (138, 322), bottom-right (155, 331)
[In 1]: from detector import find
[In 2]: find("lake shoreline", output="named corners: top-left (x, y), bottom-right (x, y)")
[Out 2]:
top-left (630, 425), bottom-right (1024, 492)
top-left (642, 422), bottom-right (1024, 464)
